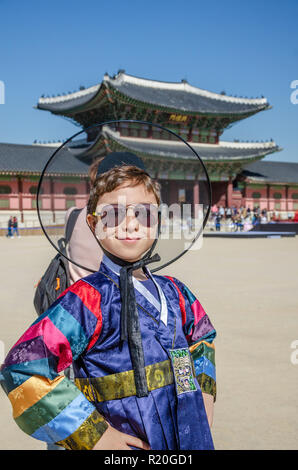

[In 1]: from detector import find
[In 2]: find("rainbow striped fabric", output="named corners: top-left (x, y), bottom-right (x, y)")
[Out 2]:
top-left (0, 272), bottom-right (216, 450)
top-left (0, 279), bottom-right (108, 450)
top-left (165, 277), bottom-right (216, 400)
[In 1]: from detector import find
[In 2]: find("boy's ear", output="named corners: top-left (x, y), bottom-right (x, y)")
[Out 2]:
top-left (86, 213), bottom-right (97, 233)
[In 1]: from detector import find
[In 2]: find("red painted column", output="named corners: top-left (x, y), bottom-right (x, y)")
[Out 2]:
top-left (267, 184), bottom-right (270, 211)
top-left (226, 177), bottom-right (233, 208)
top-left (50, 177), bottom-right (55, 223)
top-left (85, 178), bottom-right (90, 197)
top-left (243, 182), bottom-right (247, 207)
top-left (285, 185), bottom-right (289, 213)
top-left (17, 176), bottom-right (24, 223)
top-left (193, 180), bottom-right (199, 218)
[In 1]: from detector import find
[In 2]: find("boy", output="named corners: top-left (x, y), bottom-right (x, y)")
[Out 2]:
top-left (0, 152), bottom-right (216, 450)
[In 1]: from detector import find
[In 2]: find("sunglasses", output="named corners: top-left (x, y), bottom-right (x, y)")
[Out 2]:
top-left (93, 203), bottom-right (159, 228)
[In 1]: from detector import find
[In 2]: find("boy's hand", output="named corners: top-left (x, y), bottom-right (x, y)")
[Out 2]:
top-left (202, 392), bottom-right (214, 428)
top-left (92, 424), bottom-right (150, 450)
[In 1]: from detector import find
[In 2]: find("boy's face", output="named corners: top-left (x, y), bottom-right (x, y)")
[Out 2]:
top-left (87, 183), bottom-right (159, 263)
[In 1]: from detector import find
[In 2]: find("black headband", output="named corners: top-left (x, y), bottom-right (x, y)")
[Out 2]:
top-left (96, 151), bottom-right (147, 177)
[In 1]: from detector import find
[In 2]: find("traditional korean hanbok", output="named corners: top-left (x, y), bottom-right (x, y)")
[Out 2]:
top-left (0, 254), bottom-right (216, 450)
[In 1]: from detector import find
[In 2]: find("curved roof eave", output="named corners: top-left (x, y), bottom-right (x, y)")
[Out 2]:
top-left (104, 72), bottom-right (269, 115)
top-left (74, 126), bottom-right (280, 162)
top-left (0, 142), bottom-right (90, 175)
top-left (36, 72), bottom-right (270, 116)
top-left (37, 83), bottom-right (102, 113)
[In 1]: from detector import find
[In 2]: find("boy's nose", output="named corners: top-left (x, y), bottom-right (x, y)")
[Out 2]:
top-left (126, 216), bottom-right (139, 232)
top-left (126, 208), bottom-right (139, 232)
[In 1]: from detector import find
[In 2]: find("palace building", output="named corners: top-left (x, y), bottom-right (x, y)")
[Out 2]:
top-left (0, 71), bottom-right (297, 230)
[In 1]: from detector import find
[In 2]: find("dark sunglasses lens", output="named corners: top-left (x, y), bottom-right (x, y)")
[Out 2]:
top-left (135, 204), bottom-right (158, 226)
top-left (101, 206), bottom-right (126, 227)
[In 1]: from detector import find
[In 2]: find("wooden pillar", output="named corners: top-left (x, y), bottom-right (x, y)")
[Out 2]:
top-left (17, 176), bottom-right (24, 223)
top-left (226, 177), bottom-right (233, 208)
top-left (193, 180), bottom-right (199, 204)
top-left (266, 184), bottom-right (270, 211)
top-left (193, 180), bottom-right (199, 218)
top-left (243, 182), bottom-right (247, 207)
top-left (187, 127), bottom-right (193, 142)
top-left (170, 180), bottom-right (177, 206)
top-left (285, 185), bottom-right (289, 212)
top-left (50, 177), bottom-right (55, 223)
top-left (85, 177), bottom-right (91, 207)
top-left (85, 178), bottom-right (90, 197)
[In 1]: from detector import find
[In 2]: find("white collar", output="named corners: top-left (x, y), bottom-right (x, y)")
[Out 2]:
top-left (102, 254), bottom-right (168, 326)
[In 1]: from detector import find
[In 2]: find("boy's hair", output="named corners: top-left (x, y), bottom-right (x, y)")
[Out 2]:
top-left (87, 157), bottom-right (161, 215)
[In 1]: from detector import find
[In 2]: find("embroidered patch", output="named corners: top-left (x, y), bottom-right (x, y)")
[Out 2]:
top-left (169, 348), bottom-right (197, 395)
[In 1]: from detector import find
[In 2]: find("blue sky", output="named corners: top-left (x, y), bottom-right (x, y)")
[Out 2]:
top-left (0, 0), bottom-right (297, 162)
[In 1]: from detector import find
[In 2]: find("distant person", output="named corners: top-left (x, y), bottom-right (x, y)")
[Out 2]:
top-left (252, 213), bottom-right (260, 226)
top-left (243, 215), bottom-right (253, 232)
top-left (215, 213), bottom-right (221, 231)
top-left (211, 204), bottom-right (218, 218)
top-left (233, 215), bottom-right (239, 231)
top-left (236, 215), bottom-right (244, 232)
top-left (6, 216), bottom-right (13, 238)
top-left (225, 207), bottom-right (232, 219)
top-left (218, 206), bottom-right (225, 218)
top-left (260, 213), bottom-right (267, 224)
top-left (12, 216), bottom-right (20, 238)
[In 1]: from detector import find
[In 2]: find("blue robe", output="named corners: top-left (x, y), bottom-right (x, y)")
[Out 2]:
top-left (0, 254), bottom-right (216, 450)
top-left (73, 256), bottom-right (216, 450)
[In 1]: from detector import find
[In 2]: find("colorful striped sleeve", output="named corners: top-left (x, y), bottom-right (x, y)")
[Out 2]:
top-left (0, 279), bottom-right (108, 450)
top-left (166, 276), bottom-right (216, 401)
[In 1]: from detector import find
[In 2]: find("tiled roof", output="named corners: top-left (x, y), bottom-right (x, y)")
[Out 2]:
top-left (37, 72), bottom-right (269, 116)
top-left (37, 85), bottom-right (100, 112)
top-left (0, 140), bottom-right (288, 183)
top-left (81, 126), bottom-right (280, 162)
top-left (242, 160), bottom-right (298, 184)
top-left (105, 73), bottom-right (269, 115)
top-left (0, 143), bottom-right (89, 175)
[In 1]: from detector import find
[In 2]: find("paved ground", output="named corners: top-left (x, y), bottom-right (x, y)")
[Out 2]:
top-left (0, 235), bottom-right (297, 450)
